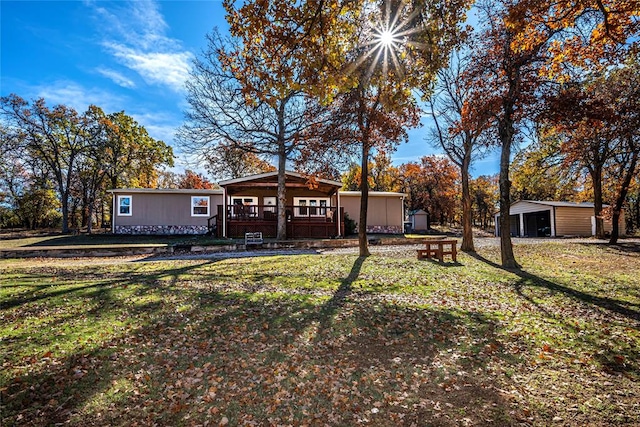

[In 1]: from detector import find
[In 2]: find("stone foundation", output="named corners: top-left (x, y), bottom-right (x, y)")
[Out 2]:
top-left (115, 225), bottom-right (208, 235)
top-left (366, 225), bottom-right (402, 234)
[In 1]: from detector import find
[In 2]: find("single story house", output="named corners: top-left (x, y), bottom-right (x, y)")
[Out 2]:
top-left (109, 171), bottom-right (406, 238)
top-left (494, 200), bottom-right (625, 237)
top-left (339, 191), bottom-right (405, 234)
top-left (107, 188), bottom-right (224, 235)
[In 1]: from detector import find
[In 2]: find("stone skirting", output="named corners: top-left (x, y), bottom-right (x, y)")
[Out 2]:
top-left (366, 225), bottom-right (402, 234)
top-left (115, 225), bottom-right (208, 235)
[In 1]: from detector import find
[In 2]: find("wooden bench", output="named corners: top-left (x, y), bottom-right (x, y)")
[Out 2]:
top-left (417, 239), bottom-right (457, 262)
top-left (245, 232), bottom-right (263, 246)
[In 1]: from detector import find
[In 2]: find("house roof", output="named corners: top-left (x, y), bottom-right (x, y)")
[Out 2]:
top-left (219, 171), bottom-right (343, 196)
top-left (219, 171), bottom-right (343, 188)
top-left (340, 191), bottom-right (406, 198)
top-left (408, 209), bottom-right (427, 215)
top-left (515, 200), bottom-right (605, 208)
top-left (107, 188), bottom-right (223, 195)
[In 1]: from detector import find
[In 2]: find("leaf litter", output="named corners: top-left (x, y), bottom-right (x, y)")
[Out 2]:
top-left (1, 239), bottom-right (639, 426)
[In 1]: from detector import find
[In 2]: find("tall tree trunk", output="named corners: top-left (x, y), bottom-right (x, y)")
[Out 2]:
top-left (58, 172), bottom-right (70, 233)
top-left (60, 198), bottom-right (70, 233)
top-left (609, 148), bottom-right (638, 244)
top-left (591, 167), bottom-right (605, 239)
top-left (276, 143), bottom-right (287, 241)
top-left (460, 151), bottom-right (474, 252)
top-left (81, 197), bottom-right (89, 228)
top-left (359, 142), bottom-right (371, 257)
top-left (109, 175), bottom-right (118, 227)
top-left (87, 200), bottom-right (94, 234)
top-left (276, 100), bottom-right (289, 241)
top-left (635, 195), bottom-right (640, 233)
top-left (498, 115), bottom-right (519, 268)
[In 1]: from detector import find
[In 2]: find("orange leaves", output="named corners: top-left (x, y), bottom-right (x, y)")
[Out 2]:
top-left (398, 155), bottom-right (460, 223)
top-left (177, 169), bottom-right (216, 190)
top-left (508, 0), bottom-right (639, 76)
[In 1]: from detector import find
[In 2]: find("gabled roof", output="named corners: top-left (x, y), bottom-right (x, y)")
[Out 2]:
top-left (108, 188), bottom-right (223, 195)
top-left (515, 200), bottom-right (605, 208)
top-left (408, 209), bottom-right (427, 215)
top-left (340, 191), bottom-right (406, 197)
top-left (218, 171), bottom-right (343, 188)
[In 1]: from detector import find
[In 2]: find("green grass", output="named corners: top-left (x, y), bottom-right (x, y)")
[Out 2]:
top-left (0, 233), bottom-right (232, 249)
top-left (1, 241), bottom-right (639, 426)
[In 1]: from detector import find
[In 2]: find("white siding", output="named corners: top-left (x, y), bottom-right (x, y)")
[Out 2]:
top-left (509, 202), bottom-right (553, 215)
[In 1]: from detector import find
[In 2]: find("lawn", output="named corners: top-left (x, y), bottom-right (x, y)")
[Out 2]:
top-left (1, 240), bottom-right (639, 426)
top-left (0, 232), bottom-right (231, 249)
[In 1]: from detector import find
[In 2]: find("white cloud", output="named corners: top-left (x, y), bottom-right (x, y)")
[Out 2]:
top-left (95, 67), bottom-right (136, 88)
top-left (105, 43), bottom-right (191, 92)
top-left (87, 0), bottom-right (192, 93)
top-left (32, 80), bottom-right (126, 113)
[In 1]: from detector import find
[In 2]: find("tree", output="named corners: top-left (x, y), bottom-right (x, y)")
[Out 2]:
top-left (177, 170), bottom-right (217, 190)
top-left (179, 29), bottom-right (335, 240)
top-left (216, 0), bottom-right (470, 255)
top-left (332, 0), bottom-right (471, 255)
top-left (466, 0), bottom-right (638, 266)
top-left (202, 141), bottom-right (275, 181)
top-left (543, 60), bottom-right (640, 242)
top-left (509, 133), bottom-right (582, 202)
top-left (428, 49), bottom-right (491, 252)
top-left (330, 81), bottom-right (420, 255)
top-left (465, 1), bottom-right (559, 267)
top-left (398, 156), bottom-right (460, 227)
top-left (470, 174), bottom-right (499, 230)
top-left (0, 95), bottom-right (104, 233)
top-left (103, 111), bottom-right (174, 190)
top-left (625, 173), bottom-right (640, 235)
top-left (341, 151), bottom-right (400, 193)
top-left (591, 62), bottom-right (639, 244)
top-left (398, 162), bottom-right (424, 212)
top-left (71, 106), bottom-right (112, 233)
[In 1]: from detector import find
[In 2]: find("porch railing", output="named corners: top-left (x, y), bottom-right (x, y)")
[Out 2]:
top-left (215, 205), bottom-right (343, 238)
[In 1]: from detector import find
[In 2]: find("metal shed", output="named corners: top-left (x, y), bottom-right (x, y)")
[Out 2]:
top-left (494, 200), bottom-right (625, 237)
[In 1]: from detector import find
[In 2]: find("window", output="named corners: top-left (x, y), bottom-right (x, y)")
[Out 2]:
top-left (263, 197), bottom-right (277, 213)
top-left (293, 197), bottom-right (330, 217)
top-left (298, 199), bottom-right (308, 216)
top-left (117, 195), bottom-right (132, 216)
top-left (230, 196), bottom-right (257, 218)
top-left (320, 199), bottom-right (328, 216)
top-left (191, 196), bottom-right (210, 217)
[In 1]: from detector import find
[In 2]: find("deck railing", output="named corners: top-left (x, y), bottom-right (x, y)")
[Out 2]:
top-left (215, 205), bottom-right (343, 238)
top-left (225, 204), bottom-right (338, 222)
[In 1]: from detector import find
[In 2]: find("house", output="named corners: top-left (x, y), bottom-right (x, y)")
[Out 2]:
top-left (110, 171), bottom-right (406, 238)
top-left (107, 188), bottom-right (224, 235)
top-left (407, 209), bottom-right (428, 232)
top-left (339, 191), bottom-right (406, 234)
top-left (494, 200), bottom-right (625, 237)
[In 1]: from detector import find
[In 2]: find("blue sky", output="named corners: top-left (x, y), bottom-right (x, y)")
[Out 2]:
top-left (1, 0), bottom-right (500, 178)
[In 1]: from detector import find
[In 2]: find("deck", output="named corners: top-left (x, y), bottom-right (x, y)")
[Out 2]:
top-left (211, 205), bottom-right (344, 239)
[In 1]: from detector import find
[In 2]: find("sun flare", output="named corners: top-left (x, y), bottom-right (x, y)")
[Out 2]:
top-left (378, 29), bottom-right (397, 48)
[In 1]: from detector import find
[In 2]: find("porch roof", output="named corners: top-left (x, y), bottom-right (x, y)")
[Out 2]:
top-left (219, 171), bottom-right (343, 196)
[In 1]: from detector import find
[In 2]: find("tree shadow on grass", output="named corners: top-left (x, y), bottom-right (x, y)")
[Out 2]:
top-left (466, 252), bottom-right (640, 323)
top-left (467, 250), bottom-right (640, 386)
top-left (580, 241), bottom-right (640, 255)
top-left (319, 255), bottom-right (365, 313)
top-left (3, 253), bottom-right (527, 426)
top-left (0, 260), bottom-right (221, 311)
top-left (418, 258), bottom-right (463, 268)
